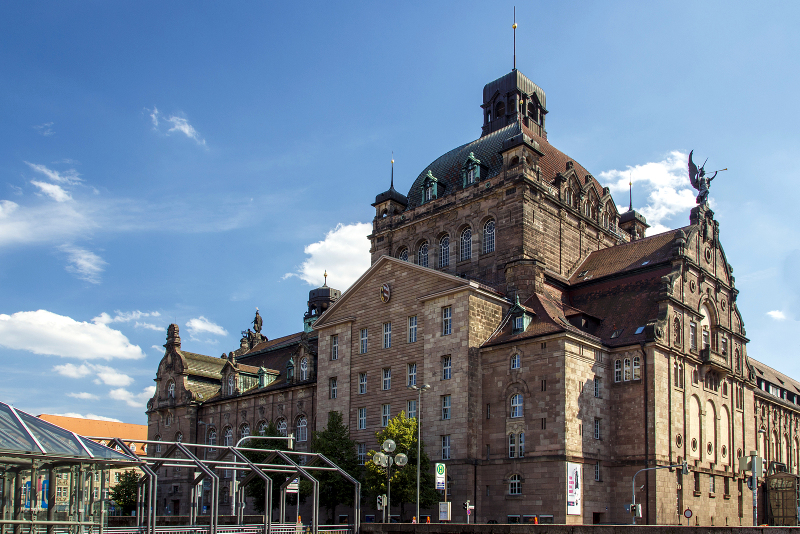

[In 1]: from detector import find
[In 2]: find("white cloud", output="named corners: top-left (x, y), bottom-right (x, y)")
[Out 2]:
top-left (165, 116), bottom-right (205, 145)
top-left (53, 412), bottom-right (121, 422)
top-left (93, 310), bottom-right (161, 325)
top-left (59, 245), bottom-right (107, 284)
top-left (0, 310), bottom-right (145, 360)
top-left (151, 344), bottom-right (165, 353)
top-left (599, 151), bottom-right (698, 236)
top-left (135, 322), bottom-right (163, 331)
top-left (31, 180), bottom-right (71, 202)
top-left (149, 107), bottom-right (159, 128)
top-left (33, 122), bottom-right (55, 137)
top-left (109, 386), bottom-right (156, 408)
top-left (0, 200), bottom-right (19, 217)
top-left (67, 392), bottom-right (99, 400)
top-left (767, 310), bottom-right (786, 320)
top-left (285, 222), bottom-right (372, 290)
top-left (54, 363), bottom-right (92, 378)
top-left (186, 316), bottom-right (227, 338)
top-left (25, 162), bottom-right (82, 185)
top-left (91, 365), bottom-right (133, 386)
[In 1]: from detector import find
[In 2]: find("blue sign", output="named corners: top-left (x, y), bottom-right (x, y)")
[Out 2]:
top-left (41, 480), bottom-right (48, 508)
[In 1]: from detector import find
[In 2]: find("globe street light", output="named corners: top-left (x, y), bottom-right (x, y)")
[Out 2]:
top-left (373, 439), bottom-right (408, 522)
top-left (408, 384), bottom-right (430, 522)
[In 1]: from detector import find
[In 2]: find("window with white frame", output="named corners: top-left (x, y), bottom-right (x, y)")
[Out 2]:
top-left (442, 355), bottom-right (452, 380)
top-left (407, 399), bottom-right (417, 419)
top-left (277, 419), bottom-right (287, 437)
top-left (442, 306), bottom-right (452, 335)
top-left (240, 423), bottom-right (250, 439)
top-left (330, 377), bottom-right (337, 399)
top-left (508, 433), bottom-right (516, 458)
top-left (483, 220), bottom-right (495, 253)
top-left (632, 356), bottom-right (641, 380)
top-left (383, 322), bottom-right (392, 349)
top-left (614, 359), bottom-right (622, 383)
top-left (509, 474), bottom-right (521, 495)
top-left (258, 421), bottom-right (268, 436)
top-left (514, 316), bottom-right (524, 330)
top-left (510, 394), bottom-right (523, 418)
top-left (594, 418), bottom-right (601, 440)
top-left (439, 236), bottom-right (450, 267)
top-left (360, 328), bottom-right (368, 354)
top-left (418, 242), bottom-right (429, 267)
top-left (460, 228), bottom-right (472, 261)
top-left (382, 404), bottom-right (390, 427)
top-left (594, 461), bottom-right (601, 481)
top-left (207, 429), bottom-right (217, 451)
top-left (167, 379), bottom-right (175, 398)
top-left (624, 358), bottom-right (632, 381)
top-left (702, 329), bottom-right (710, 349)
top-left (228, 375), bottom-right (235, 395)
top-left (357, 408), bottom-right (366, 430)
top-left (408, 316), bottom-right (417, 343)
top-left (690, 322), bottom-right (697, 350)
top-left (331, 335), bottom-right (338, 360)
top-left (511, 353), bottom-right (520, 369)
top-left (398, 248), bottom-right (408, 262)
top-left (407, 363), bottom-right (416, 386)
top-left (441, 435), bottom-right (451, 460)
top-left (382, 368), bottom-right (391, 390)
top-left (299, 357), bottom-right (308, 380)
top-left (594, 377), bottom-right (601, 397)
top-left (297, 416), bottom-right (308, 442)
top-left (519, 432), bottom-right (524, 457)
top-left (357, 443), bottom-right (366, 465)
top-left (442, 395), bottom-right (451, 420)
top-left (359, 372), bottom-right (367, 394)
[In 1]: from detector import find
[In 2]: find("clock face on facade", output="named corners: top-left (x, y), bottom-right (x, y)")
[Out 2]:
top-left (380, 283), bottom-right (391, 303)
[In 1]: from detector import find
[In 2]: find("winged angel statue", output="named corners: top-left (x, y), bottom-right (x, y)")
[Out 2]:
top-left (688, 150), bottom-right (718, 205)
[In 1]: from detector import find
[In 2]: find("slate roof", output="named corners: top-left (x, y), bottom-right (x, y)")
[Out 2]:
top-left (751, 359), bottom-right (800, 397)
top-left (405, 120), bottom-right (604, 209)
top-left (180, 351), bottom-right (226, 379)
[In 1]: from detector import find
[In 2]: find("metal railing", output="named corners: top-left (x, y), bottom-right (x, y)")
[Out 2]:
top-left (104, 525), bottom-right (352, 534)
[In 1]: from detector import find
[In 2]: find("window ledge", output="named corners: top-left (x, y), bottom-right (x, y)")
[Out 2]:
top-left (708, 492), bottom-right (716, 498)
top-left (505, 494), bottom-right (524, 500)
top-left (693, 491), bottom-right (702, 497)
top-left (723, 494), bottom-right (731, 500)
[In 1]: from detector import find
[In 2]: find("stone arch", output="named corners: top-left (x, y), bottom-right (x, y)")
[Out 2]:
top-left (437, 233), bottom-right (451, 268)
top-left (458, 224), bottom-right (473, 262)
top-left (689, 395), bottom-right (701, 458)
top-left (783, 434), bottom-right (790, 466)
top-left (395, 246), bottom-right (409, 262)
top-left (705, 399), bottom-right (717, 461)
top-left (720, 406), bottom-right (731, 465)
top-left (415, 238), bottom-right (430, 267)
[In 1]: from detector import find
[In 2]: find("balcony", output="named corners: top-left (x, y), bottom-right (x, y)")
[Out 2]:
top-left (700, 346), bottom-right (729, 374)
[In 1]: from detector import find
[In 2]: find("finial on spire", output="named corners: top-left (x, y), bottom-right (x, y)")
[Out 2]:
top-left (629, 173), bottom-right (632, 211)
top-left (512, 7), bottom-right (517, 71)
top-left (391, 152), bottom-right (394, 190)
top-left (323, 270), bottom-right (328, 287)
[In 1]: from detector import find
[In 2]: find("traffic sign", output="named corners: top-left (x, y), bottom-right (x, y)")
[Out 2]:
top-left (684, 508), bottom-right (692, 519)
top-left (435, 463), bottom-right (446, 490)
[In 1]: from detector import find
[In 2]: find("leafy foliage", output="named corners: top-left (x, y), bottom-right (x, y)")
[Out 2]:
top-left (109, 470), bottom-right (139, 515)
top-left (364, 411), bottom-right (438, 520)
top-left (242, 421), bottom-right (303, 514)
top-left (311, 411), bottom-right (360, 523)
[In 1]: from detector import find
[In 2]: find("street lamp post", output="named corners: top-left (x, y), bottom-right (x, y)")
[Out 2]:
top-left (373, 440), bottom-right (408, 523)
top-left (408, 384), bottom-right (430, 522)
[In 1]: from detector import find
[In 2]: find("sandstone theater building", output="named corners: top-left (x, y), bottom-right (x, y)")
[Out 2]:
top-left (147, 68), bottom-right (800, 526)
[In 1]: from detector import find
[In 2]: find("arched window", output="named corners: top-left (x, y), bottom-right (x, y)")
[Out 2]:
top-left (510, 353), bottom-right (520, 370)
top-left (297, 416), bottom-right (308, 442)
top-left (167, 380), bottom-right (175, 399)
top-left (509, 474), bottom-right (521, 495)
top-left (155, 435), bottom-right (162, 453)
top-left (207, 429), bottom-right (217, 451)
top-left (527, 103), bottom-right (537, 122)
top-left (614, 359), bottom-right (622, 383)
top-left (565, 188), bottom-right (573, 207)
top-left (460, 228), bottom-right (472, 261)
top-left (257, 421), bottom-right (268, 436)
top-left (602, 212), bottom-right (609, 228)
top-left (398, 248), bottom-right (408, 262)
top-left (439, 236), bottom-right (450, 267)
top-left (175, 432), bottom-right (183, 443)
top-left (735, 349), bottom-right (741, 373)
top-left (223, 427), bottom-right (233, 447)
top-left (678, 363), bottom-right (684, 388)
top-left (165, 413), bottom-right (173, 426)
top-left (300, 358), bottom-right (308, 380)
top-left (277, 419), bottom-right (287, 437)
top-left (510, 394), bottom-right (523, 418)
top-left (228, 375), bottom-right (235, 395)
top-left (240, 423), bottom-right (250, 439)
top-left (418, 242), bottom-right (429, 268)
top-left (632, 356), bottom-right (641, 380)
top-left (624, 359), bottom-right (632, 381)
top-left (494, 101), bottom-right (505, 119)
top-left (483, 220), bottom-right (495, 254)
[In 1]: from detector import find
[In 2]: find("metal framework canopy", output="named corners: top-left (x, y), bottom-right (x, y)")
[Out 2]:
top-left (0, 401), bottom-right (141, 533)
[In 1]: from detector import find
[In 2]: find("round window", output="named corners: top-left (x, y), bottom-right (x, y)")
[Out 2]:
top-left (721, 445), bottom-right (727, 458)
top-left (707, 442), bottom-right (713, 455)
top-left (691, 438), bottom-right (698, 452)
top-left (676, 434), bottom-right (683, 448)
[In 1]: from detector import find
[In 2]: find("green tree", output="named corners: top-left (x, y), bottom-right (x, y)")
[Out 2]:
top-left (311, 411), bottom-right (360, 523)
top-left (109, 470), bottom-right (139, 515)
top-left (242, 421), bottom-right (303, 515)
top-left (365, 411), bottom-right (439, 521)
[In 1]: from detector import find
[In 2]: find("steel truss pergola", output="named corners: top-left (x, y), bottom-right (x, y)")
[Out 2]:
top-left (89, 438), bottom-right (361, 534)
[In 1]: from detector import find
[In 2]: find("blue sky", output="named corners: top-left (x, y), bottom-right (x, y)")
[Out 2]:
top-left (1, 1), bottom-right (798, 423)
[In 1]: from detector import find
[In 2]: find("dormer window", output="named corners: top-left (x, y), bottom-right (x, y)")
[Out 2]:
top-left (514, 316), bottom-right (524, 331)
top-left (466, 167), bottom-right (476, 185)
top-left (462, 153), bottom-right (483, 187)
top-left (227, 375), bottom-right (235, 395)
top-left (420, 170), bottom-right (441, 204)
top-left (425, 185), bottom-right (433, 202)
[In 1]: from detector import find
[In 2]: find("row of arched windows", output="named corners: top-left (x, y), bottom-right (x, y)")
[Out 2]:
top-left (397, 220), bottom-right (495, 267)
top-left (563, 184), bottom-right (616, 231)
top-left (614, 357), bottom-right (641, 382)
top-left (204, 417), bottom-right (308, 448)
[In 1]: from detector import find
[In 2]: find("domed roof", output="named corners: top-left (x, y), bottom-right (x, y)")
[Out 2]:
top-left (405, 120), bottom-right (604, 209)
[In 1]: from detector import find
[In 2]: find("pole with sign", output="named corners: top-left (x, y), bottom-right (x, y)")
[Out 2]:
top-left (435, 463), bottom-right (446, 491)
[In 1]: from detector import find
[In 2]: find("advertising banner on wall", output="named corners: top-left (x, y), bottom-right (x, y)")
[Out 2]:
top-left (567, 462), bottom-right (582, 515)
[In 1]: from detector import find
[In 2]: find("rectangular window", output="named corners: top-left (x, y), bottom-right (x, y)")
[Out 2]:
top-left (357, 443), bottom-right (366, 465)
top-left (508, 433), bottom-right (516, 458)
top-left (358, 408), bottom-right (366, 430)
top-left (486, 403), bottom-right (490, 419)
top-left (408, 316), bottom-right (417, 343)
top-left (383, 322), bottom-right (392, 349)
top-left (614, 359), bottom-right (622, 383)
top-left (441, 435), bottom-right (451, 460)
top-left (594, 461), bottom-right (601, 481)
top-left (331, 335), bottom-right (338, 360)
top-left (359, 372), bottom-right (367, 394)
top-left (519, 432), bottom-right (524, 457)
top-left (702, 330), bottom-right (709, 349)
top-left (330, 377), bottom-right (337, 399)
top-left (724, 476), bottom-right (730, 495)
top-left (690, 322), bottom-right (697, 350)
top-left (541, 417), bottom-right (546, 430)
top-left (442, 355), bottom-right (452, 380)
top-left (360, 328), bottom-right (368, 354)
top-left (382, 404), bottom-right (390, 426)
top-left (541, 379), bottom-right (546, 391)
top-left (594, 418), bottom-right (601, 440)
top-left (514, 316), bottom-right (523, 330)
top-left (407, 399), bottom-right (417, 419)
top-left (594, 377), bottom-right (601, 398)
top-left (407, 363), bottom-right (417, 386)
top-left (382, 368), bottom-right (391, 390)
top-left (710, 474), bottom-right (716, 494)
top-left (442, 306), bottom-right (452, 335)
top-left (694, 472), bottom-right (701, 493)
top-left (442, 395), bottom-right (451, 420)
top-left (721, 337), bottom-right (728, 356)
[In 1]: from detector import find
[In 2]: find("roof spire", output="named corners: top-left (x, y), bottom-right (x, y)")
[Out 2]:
top-left (512, 7), bottom-right (517, 71)
top-left (629, 172), bottom-right (632, 211)
top-left (391, 152), bottom-right (394, 190)
top-left (323, 270), bottom-right (328, 287)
